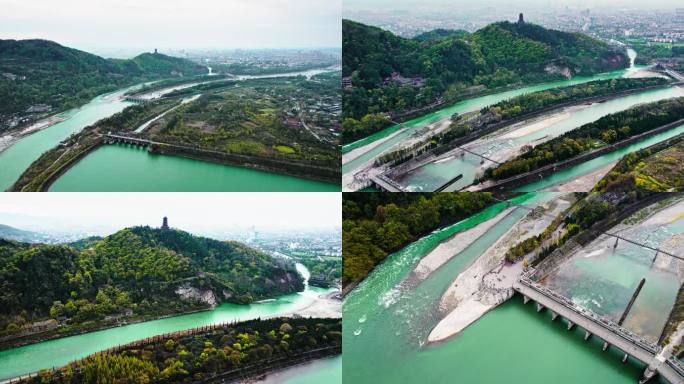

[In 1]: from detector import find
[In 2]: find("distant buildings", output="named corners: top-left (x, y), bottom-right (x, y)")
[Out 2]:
top-left (383, 71), bottom-right (425, 88)
top-left (284, 116), bottom-right (303, 129)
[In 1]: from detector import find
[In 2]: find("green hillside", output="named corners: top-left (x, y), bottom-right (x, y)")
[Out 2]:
top-left (0, 227), bottom-right (304, 341)
top-left (0, 39), bottom-right (207, 126)
top-left (342, 19), bottom-right (628, 142)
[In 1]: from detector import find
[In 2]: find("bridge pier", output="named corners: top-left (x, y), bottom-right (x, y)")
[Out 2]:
top-left (551, 311), bottom-right (558, 321)
top-left (584, 331), bottom-right (592, 341)
top-left (536, 302), bottom-right (545, 312)
top-left (622, 353), bottom-right (629, 363)
top-left (567, 321), bottom-right (574, 331)
top-left (602, 341), bottom-right (610, 351)
top-left (523, 295), bottom-right (530, 304)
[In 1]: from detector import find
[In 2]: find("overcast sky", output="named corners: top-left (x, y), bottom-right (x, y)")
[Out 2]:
top-left (0, 193), bottom-right (341, 236)
top-left (344, 0), bottom-right (683, 9)
top-left (0, 0), bottom-right (341, 50)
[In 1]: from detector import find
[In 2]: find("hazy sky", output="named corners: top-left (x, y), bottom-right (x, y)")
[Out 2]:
top-left (0, 193), bottom-right (341, 236)
top-left (344, 0), bottom-right (683, 10)
top-left (0, 0), bottom-right (341, 50)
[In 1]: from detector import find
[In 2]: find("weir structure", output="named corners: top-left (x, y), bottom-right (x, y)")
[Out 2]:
top-left (103, 133), bottom-right (156, 148)
top-left (514, 272), bottom-right (684, 383)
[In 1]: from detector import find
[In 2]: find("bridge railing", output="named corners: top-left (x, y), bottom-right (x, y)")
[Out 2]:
top-left (667, 357), bottom-right (684, 377)
top-left (519, 276), bottom-right (659, 354)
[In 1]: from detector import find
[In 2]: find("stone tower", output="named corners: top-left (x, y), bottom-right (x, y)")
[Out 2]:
top-left (518, 13), bottom-right (524, 24)
top-left (162, 216), bottom-right (169, 230)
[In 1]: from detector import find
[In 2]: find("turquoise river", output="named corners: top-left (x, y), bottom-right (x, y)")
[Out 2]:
top-left (343, 193), bottom-right (671, 384)
top-left (0, 264), bottom-right (340, 382)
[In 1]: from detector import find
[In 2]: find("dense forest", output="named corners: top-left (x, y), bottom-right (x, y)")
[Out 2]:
top-left (594, 138), bottom-right (684, 194)
top-left (0, 227), bottom-right (304, 341)
top-left (0, 39), bottom-right (207, 130)
top-left (485, 97), bottom-right (684, 180)
top-left (28, 317), bottom-right (341, 384)
top-left (342, 193), bottom-right (494, 288)
top-left (342, 19), bottom-right (628, 142)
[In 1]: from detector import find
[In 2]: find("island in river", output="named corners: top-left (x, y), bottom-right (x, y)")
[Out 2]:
top-left (22, 317), bottom-right (342, 384)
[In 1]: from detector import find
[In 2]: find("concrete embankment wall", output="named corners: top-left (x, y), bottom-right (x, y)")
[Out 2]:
top-left (148, 143), bottom-right (340, 184)
top-left (478, 118), bottom-right (684, 192)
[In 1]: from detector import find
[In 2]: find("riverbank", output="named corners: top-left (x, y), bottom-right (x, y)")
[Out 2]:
top-left (248, 355), bottom-right (341, 384)
top-left (428, 194), bottom-right (573, 343)
top-left (0, 113), bottom-right (68, 154)
top-left (389, 84), bottom-right (682, 192)
top-left (8, 100), bottom-right (178, 191)
top-left (0, 306), bottom-right (211, 352)
top-left (540, 162), bottom-right (617, 192)
top-left (281, 290), bottom-right (342, 319)
top-left (473, 117), bottom-right (684, 192)
top-left (405, 207), bottom-right (518, 285)
top-left (149, 141), bottom-right (340, 186)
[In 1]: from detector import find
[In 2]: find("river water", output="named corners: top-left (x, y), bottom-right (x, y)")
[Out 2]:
top-left (343, 193), bottom-right (668, 384)
top-left (398, 86), bottom-right (684, 191)
top-left (48, 144), bottom-right (340, 192)
top-left (0, 68), bottom-right (340, 192)
top-left (0, 88), bottom-right (136, 191)
top-left (342, 66), bottom-right (635, 173)
top-left (257, 356), bottom-right (341, 384)
top-left (0, 263), bottom-right (337, 381)
top-left (542, 199), bottom-right (684, 343)
top-left (341, 49), bottom-right (661, 179)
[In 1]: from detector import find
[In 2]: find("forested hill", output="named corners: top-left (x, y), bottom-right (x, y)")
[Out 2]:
top-left (342, 19), bottom-right (628, 142)
top-left (0, 227), bottom-right (304, 339)
top-left (342, 193), bottom-right (494, 290)
top-left (0, 39), bottom-right (207, 125)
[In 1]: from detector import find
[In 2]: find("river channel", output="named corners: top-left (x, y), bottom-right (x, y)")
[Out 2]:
top-left (0, 263), bottom-right (337, 381)
top-left (0, 68), bottom-right (340, 192)
top-left (397, 87), bottom-right (684, 191)
top-left (343, 193), bottom-right (669, 383)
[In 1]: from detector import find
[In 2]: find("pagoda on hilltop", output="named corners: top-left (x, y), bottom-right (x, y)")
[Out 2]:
top-left (161, 216), bottom-right (169, 230)
top-left (518, 13), bottom-right (525, 24)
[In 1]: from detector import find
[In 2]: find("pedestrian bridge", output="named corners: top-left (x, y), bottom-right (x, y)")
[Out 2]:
top-left (514, 276), bottom-right (684, 383)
